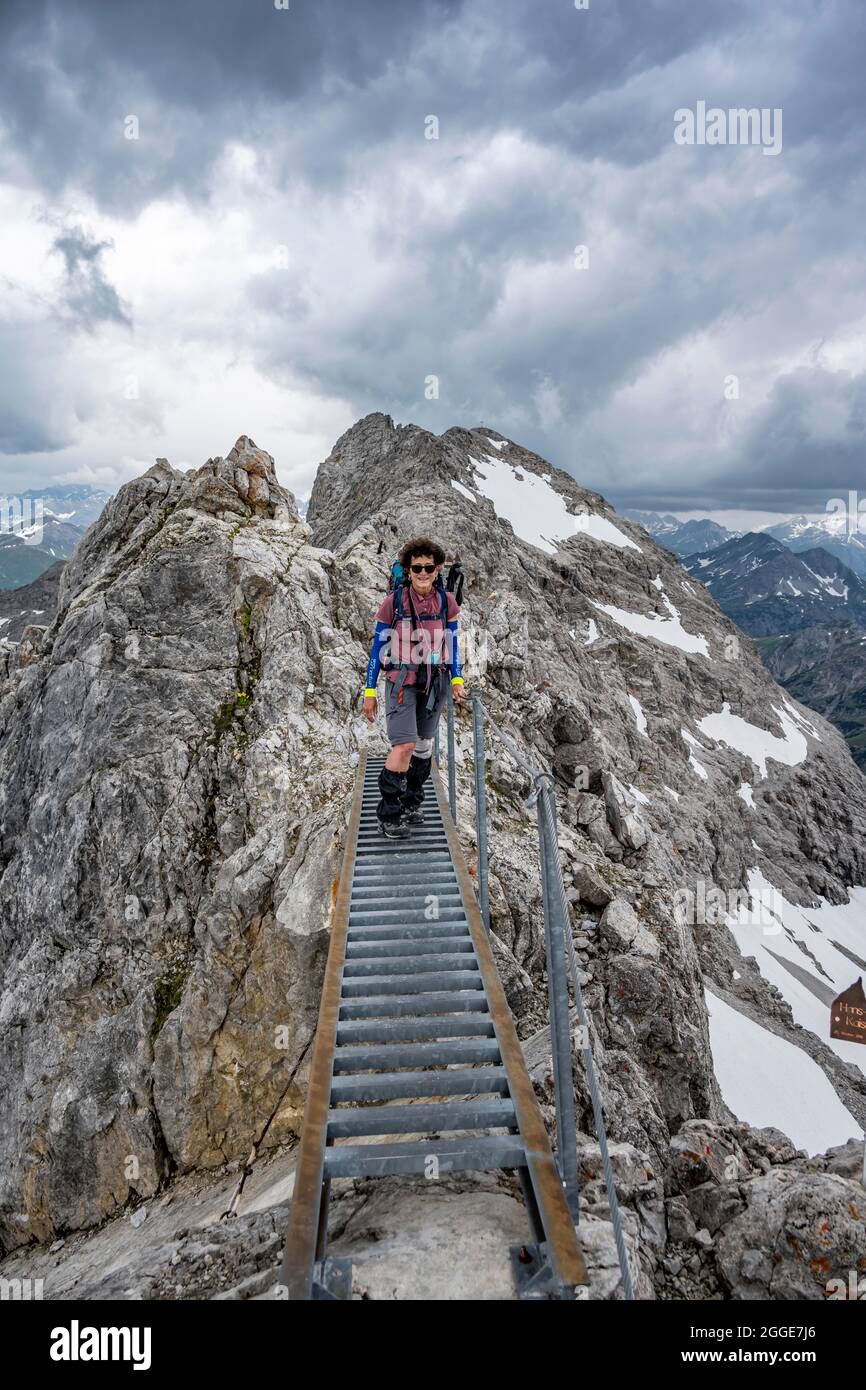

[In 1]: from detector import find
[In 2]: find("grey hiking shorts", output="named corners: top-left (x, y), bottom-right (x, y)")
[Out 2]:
top-left (384, 677), bottom-right (445, 747)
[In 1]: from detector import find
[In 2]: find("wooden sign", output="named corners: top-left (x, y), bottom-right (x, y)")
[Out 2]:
top-left (830, 978), bottom-right (866, 1044)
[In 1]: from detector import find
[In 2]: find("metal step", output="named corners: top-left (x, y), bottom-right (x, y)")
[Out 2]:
top-left (344, 937), bottom-right (476, 960)
top-left (330, 1065), bottom-right (511, 1103)
top-left (349, 904), bottom-right (466, 922)
top-left (340, 969), bottom-right (483, 996)
top-left (342, 952), bottom-right (478, 977)
top-left (355, 837), bottom-right (449, 851)
top-left (346, 923), bottom-right (471, 942)
top-left (332, 1038), bottom-right (502, 1072)
top-left (338, 991), bottom-right (491, 1020)
top-left (350, 885), bottom-right (461, 901)
top-left (324, 1135), bottom-right (527, 1178)
top-left (352, 864), bottom-right (457, 882)
top-left (326, 1098), bottom-right (516, 1137)
top-left (350, 881), bottom-right (459, 898)
top-left (354, 850), bottom-right (451, 864)
top-left (336, 1015), bottom-right (496, 1045)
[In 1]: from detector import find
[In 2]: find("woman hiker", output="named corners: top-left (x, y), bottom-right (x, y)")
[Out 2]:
top-left (363, 536), bottom-right (466, 838)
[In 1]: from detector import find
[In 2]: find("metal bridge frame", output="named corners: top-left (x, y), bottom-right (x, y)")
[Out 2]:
top-left (280, 685), bottom-right (634, 1301)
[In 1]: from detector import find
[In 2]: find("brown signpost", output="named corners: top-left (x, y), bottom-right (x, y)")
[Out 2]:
top-left (830, 977), bottom-right (866, 1044)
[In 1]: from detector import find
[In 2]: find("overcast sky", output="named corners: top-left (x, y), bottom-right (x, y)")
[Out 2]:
top-left (1, 0), bottom-right (864, 521)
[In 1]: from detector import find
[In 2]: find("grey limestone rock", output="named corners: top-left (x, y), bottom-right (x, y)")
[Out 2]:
top-left (2, 413), bottom-right (865, 1303)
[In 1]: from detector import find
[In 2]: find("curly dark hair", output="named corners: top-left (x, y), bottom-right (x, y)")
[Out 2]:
top-left (398, 536), bottom-right (446, 569)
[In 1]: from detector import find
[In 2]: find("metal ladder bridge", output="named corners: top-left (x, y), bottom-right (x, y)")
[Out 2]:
top-left (280, 747), bottom-right (588, 1300)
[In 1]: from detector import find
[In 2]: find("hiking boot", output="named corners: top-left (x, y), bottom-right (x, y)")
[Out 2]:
top-left (402, 807), bottom-right (425, 826)
top-left (378, 816), bottom-right (410, 839)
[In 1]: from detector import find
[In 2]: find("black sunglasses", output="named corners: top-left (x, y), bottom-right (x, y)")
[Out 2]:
top-left (409, 563), bottom-right (438, 574)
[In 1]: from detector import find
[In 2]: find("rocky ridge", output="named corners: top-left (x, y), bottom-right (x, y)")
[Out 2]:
top-left (1, 415), bottom-right (864, 1299)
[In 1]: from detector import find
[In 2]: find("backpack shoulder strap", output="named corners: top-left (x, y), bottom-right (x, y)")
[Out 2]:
top-left (445, 561), bottom-right (464, 606)
top-left (394, 581), bottom-right (411, 624)
top-left (403, 582), bottom-right (418, 625)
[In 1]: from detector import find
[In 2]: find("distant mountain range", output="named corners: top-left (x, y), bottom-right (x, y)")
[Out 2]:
top-left (0, 484), bottom-right (110, 590)
top-left (20, 483), bottom-right (112, 530)
top-left (624, 506), bottom-right (866, 576)
top-left (763, 513), bottom-right (866, 577)
top-left (684, 533), bottom-right (866, 636)
top-left (684, 532), bottom-right (866, 770)
top-left (622, 509), bottom-right (736, 557)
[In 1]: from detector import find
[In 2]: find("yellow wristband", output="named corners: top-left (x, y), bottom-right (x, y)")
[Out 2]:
top-left (364, 688), bottom-right (377, 698)
top-left (451, 676), bottom-right (465, 685)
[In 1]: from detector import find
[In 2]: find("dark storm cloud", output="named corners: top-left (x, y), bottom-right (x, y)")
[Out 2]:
top-left (0, 0), bottom-right (776, 209)
top-left (725, 367), bottom-right (866, 499)
top-left (1, 0), bottom-right (866, 511)
top-left (0, 0), bottom-right (465, 210)
top-left (51, 227), bottom-right (132, 330)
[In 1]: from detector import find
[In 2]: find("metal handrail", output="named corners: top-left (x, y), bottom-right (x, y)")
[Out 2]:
top-left (537, 780), bottom-right (636, 1302)
top-left (438, 686), bottom-right (636, 1300)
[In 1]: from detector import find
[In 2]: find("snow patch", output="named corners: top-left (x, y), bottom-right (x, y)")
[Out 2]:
top-left (738, 783), bottom-right (755, 808)
top-left (467, 454), bottom-right (640, 556)
top-left (584, 618), bottom-right (599, 646)
top-left (725, 871), bottom-right (866, 1082)
top-left (681, 730), bottom-right (710, 780)
top-left (571, 511), bottom-right (642, 552)
top-left (696, 702), bottom-right (808, 779)
top-left (591, 592), bottom-right (710, 656)
top-left (451, 480), bottom-right (477, 503)
top-left (628, 694), bottom-right (648, 736)
top-left (782, 697), bottom-right (821, 741)
top-left (705, 989), bottom-right (859, 1154)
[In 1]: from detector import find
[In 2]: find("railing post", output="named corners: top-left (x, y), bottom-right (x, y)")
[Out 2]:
top-left (472, 696), bottom-right (490, 931)
top-left (536, 776), bottom-right (580, 1221)
top-left (446, 680), bottom-right (457, 822)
